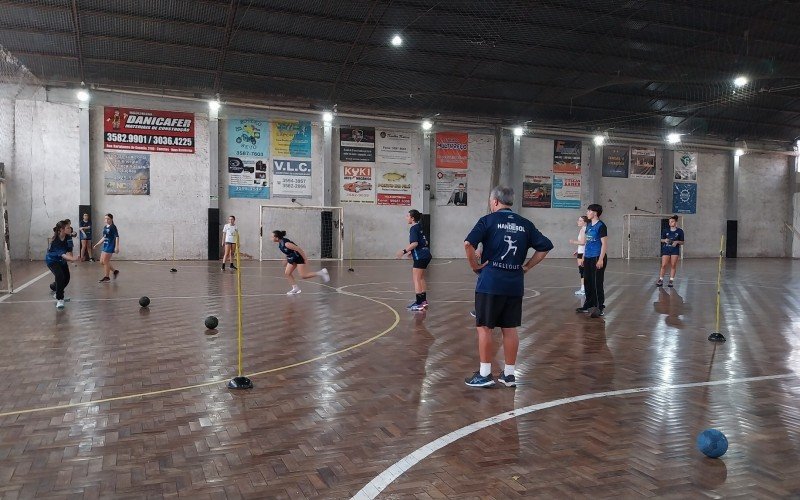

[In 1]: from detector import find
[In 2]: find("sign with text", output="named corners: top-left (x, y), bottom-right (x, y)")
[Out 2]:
top-left (228, 119), bottom-right (268, 159)
top-left (522, 175), bottom-right (552, 208)
top-left (553, 140), bottom-right (582, 174)
top-left (104, 107), bottom-right (195, 153)
top-left (602, 146), bottom-right (629, 178)
top-left (435, 132), bottom-right (468, 169)
top-left (341, 164), bottom-right (375, 203)
top-left (376, 165), bottom-right (412, 206)
top-left (376, 129), bottom-right (413, 164)
top-left (340, 126), bottom-right (375, 162)
top-left (673, 182), bottom-right (697, 214)
top-left (228, 157), bottom-right (269, 199)
top-left (630, 148), bottom-right (656, 179)
top-left (552, 174), bottom-right (581, 208)
top-left (272, 159), bottom-right (312, 198)
top-left (104, 152), bottom-right (150, 195)
top-left (271, 120), bottom-right (312, 158)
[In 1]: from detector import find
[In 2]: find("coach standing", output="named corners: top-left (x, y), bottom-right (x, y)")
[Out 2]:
top-left (463, 186), bottom-right (553, 388)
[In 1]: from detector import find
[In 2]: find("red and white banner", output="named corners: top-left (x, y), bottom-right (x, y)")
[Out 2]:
top-left (104, 107), bottom-right (195, 153)
top-left (435, 132), bottom-right (468, 169)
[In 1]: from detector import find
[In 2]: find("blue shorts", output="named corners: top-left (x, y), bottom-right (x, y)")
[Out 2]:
top-left (661, 246), bottom-right (680, 256)
top-left (103, 245), bottom-right (115, 254)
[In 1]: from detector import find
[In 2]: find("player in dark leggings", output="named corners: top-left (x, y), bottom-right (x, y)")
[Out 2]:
top-left (46, 220), bottom-right (80, 309)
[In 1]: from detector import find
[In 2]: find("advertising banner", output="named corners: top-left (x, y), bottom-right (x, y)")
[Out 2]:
top-left (552, 174), bottom-right (581, 208)
top-left (435, 169), bottom-right (468, 206)
top-left (228, 119), bottom-right (268, 159)
top-left (674, 151), bottom-right (698, 181)
top-left (553, 140), bottom-right (582, 174)
top-left (271, 120), bottom-right (312, 158)
top-left (673, 182), bottom-right (697, 214)
top-left (341, 164), bottom-right (376, 203)
top-left (340, 126), bottom-right (375, 162)
top-left (630, 148), bottom-right (656, 179)
top-left (522, 175), bottom-right (552, 208)
top-left (272, 159), bottom-right (312, 198)
top-left (435, 132), bottom-right (468, 169)
top-left (104, 107), bottom-right (194, 153)
top-left (376, 129), bottom-right (413, 164)
top-left (602, 146), bottom-right (629, 178)
top-left (104, 152), bottom-right (150, 195)
top-left (228, 156), bottom-right (269, 199)
top-left (376, 165), bottom-right (412, 206)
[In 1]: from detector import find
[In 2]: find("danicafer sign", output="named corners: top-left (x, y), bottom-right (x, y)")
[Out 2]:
top-left (104, 107), bottom-right (195, 153)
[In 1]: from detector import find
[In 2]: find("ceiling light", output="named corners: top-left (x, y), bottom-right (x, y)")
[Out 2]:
top-left (593, 135), bottom-right (605, 146)
top-left (391, 34), bottom-right (403, 47)
top-left (421, 120), bottom-right (432, 130)
top-left (733, 76), bottom-right (748, 88)
top-left (76, 89), bottom-right (90, 102)
top-left (322, 111), bottom-right (333, 123)
top-left (513, 126), bottom-right (524, 137)
top-left (209, 100), bottom-right (221, 112)
top-left (666, 133), bottom-right (681, 144)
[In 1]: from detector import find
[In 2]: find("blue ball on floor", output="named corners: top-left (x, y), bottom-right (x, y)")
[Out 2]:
top-left (697, 429), bottom-right (728, 458)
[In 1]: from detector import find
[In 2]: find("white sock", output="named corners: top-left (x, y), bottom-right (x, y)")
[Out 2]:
top-left (659, 276), bottom-right (664, 280)
top-left (479, 363), bottom-right (492, 377)
top-left (292, 285), bottom-right (300, 290)
top-left (504, 364), bottom-right (515, 377)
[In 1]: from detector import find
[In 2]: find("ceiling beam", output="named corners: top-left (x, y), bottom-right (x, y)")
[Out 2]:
top-left (213, 0), bottom-right (239, 94)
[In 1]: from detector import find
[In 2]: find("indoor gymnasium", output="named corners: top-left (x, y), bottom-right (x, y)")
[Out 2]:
top-left (1, 1), bottom-right (799, 498)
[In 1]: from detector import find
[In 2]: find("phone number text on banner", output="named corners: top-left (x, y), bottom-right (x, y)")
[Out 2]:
top-left (104, 107), bottom-right (195, 153)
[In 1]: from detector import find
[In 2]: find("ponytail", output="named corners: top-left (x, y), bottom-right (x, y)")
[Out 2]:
top-left (272, 230), bottom-right (286, 239)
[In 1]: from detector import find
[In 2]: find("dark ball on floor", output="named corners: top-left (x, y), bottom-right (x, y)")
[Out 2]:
top-left (696, 429), bottom-right (728, 458)
top-left (204, 316), bottom-right (218, 329)
top-left (139, 296), bottom-right (150, 307)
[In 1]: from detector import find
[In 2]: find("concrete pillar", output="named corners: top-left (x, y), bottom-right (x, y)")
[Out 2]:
top-left (726, 149), bottom-right (740, 258)
top-left (78, 106), bottom-right (91, 226)
top-left (208, 109), bottom-right (220, 260)
top-left (322, 122), bottom-right (332, 206)
top-left (510, 132), bottom-right (521, 202)
top-left (587, 144), bottom-right (601, 205)
top-left (421, 130), bottom-right (432, 240)
top-left (662, 150), bottom-right (674, 215)
top-left (790, 142), bottom-right (799, 258)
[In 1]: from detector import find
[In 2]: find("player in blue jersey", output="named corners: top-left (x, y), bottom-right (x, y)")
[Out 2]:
top-left (79, 213), bottom-right (94, 262)
top-left (576, 204), bottom-right (608, 317)
top-left (94, 213), bottom-right (120, 283)
top-left (396, 209), bottom-right (432, 311)
top-left (656, 215), bottom-right (684, 287)
top-left (46, 220), bottom-right (80, 309)
top-left (464, 186), bottom-right (553, 388)
top-left (272, 230), bottom-right (330, 294)
top-left (49, 219), bottom-right (76, 296)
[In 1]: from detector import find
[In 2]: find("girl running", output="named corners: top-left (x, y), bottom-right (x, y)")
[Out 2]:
top-left (47, 220), bottom-right (79, 309)
top-left (272, 230), bottom-right (330, 294)
top-left (94, 213), bottom-right (120, 283)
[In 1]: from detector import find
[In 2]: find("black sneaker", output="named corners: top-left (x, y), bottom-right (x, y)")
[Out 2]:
top-left (99, 277), bottom-right (110, 283)
top-left (222, 264), bottom-right (226, 270)
top-left (497, 374), bottom-right (516, 387)
top-left (656, 279), bottom-right (663, 287)
top-left (576, 307), bottom-right (589, 313)
top-left (113, 269), bottom-right (119, 279)
top-left (464, 372), bottom-right (495, 388)
top-left (668, 281), bottom-right (674, 288)
top-left (230, 264), bottom-right (237, 270)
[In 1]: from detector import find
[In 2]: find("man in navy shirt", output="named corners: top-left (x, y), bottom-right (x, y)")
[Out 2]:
top-left (577, 204), bottom-right (608, 317)
top-left (464, 186), bottom-right (553, 388)
top-left (657, 215), bottom-right (684, 287)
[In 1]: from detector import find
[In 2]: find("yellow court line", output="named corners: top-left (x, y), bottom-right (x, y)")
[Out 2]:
top-left (0, 286), bottom-right (400, 418)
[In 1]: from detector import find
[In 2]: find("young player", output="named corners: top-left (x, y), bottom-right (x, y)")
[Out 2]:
top-left (49, 219), bottom-right (76, 296)
top-left (221, 215), bottom-right (238, 271)
top-left (657, 215), bottom-right (684, 287)
top-left (47, 220), bottom-right (80, 309)
top-left (79, 213), bottom-right (94, 262)
top-left (396, 209), bottom-right (432, 311)
top-left (272, 230), bottom-right (330, 294)
top-left (569, 216), bottom-right (589, 295)
top-left (94, 213), bottom-right (120, 283)
top-left (576, 204), bottom-right (608, 317)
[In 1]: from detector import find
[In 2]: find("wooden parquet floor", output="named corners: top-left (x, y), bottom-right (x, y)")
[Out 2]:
top-left (0, 257), bottom-right (799, 499)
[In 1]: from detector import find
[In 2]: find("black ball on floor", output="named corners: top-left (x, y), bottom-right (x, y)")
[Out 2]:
top-left (204, 316), bottom-right (218, 329)
top-left (170, 268), bottom-right (177, 273)
top-left (589, 307), bottom-right (601, 318)
top-left (139, 296), bottom-right (150, 307)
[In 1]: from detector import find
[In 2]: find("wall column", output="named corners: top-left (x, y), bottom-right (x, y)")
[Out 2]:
top-left (208, 109), bottom-right (220, 260)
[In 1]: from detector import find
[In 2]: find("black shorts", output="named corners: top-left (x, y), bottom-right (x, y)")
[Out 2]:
top-left (661, 247), bottom-right (680, 256)
top-left (474, 292), bottom-right (522, 329)
top-left (287, 256), bottom-right (305, 265)
top-left (576, 253), bottom-right (584, 259)
top-left (413, 257), bottom-right (431, 269)
top-left (224, 241), bottom-right (236, 246)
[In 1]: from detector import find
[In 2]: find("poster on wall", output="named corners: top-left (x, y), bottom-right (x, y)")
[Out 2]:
top-left (376, 165), bottom-right (413, 206)
top-left (553, 140), bottom-right (582, 174)
top-left (552, 174), bottom-right (581, 208)
top-left (522, 175), bottom-right (552, 208)
top-left (104, 152), bottom-right (150, 195)
top-left (435, 132), bottom-right (469, 169)
top-left (376, 129), bottom-right (413, 164)
top-left (228, 157), bottom-right (269, 199)
top-left (341, 164), bottom-right (376, 203)
top-left (602, 146), bottom-right (629, 178)
top-left (673, 182), bottom-right (697, 214)
top-left (674, 151), bottom-right (698, 181)
top-left (630, 148), bottom-right (656, 179)
top-left (272, 159), bottom-right (312, 198)
top-left (228, 119), bottom-right (269, 159)
top-left (340, 126), bottom-right (375, 162)
top-left (103, 107), bottom-right (195, 153)
top-left (271, 120), bottom-right (312, 158)
top-left (435, 168), bottom-right (468, 206)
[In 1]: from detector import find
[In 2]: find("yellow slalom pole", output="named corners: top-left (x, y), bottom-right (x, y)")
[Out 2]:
top-left (708, 235), bottom-right (726, 342)
top-left (228, 231), bottom-right (253, 388)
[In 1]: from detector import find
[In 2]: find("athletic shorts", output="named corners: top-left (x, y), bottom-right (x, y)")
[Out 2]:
top-left (225, 241), bottom-right (236, 246)
top-left (474, 292), bottom-right (522, 329)
top-left (413, 257), bottom-right (431, 269)
top-left (661, 246), bottom-right (680, 256)
top-left (103, 245), bottom-right (115, 254)
top-left (287, 256), bottom-right (305, 265)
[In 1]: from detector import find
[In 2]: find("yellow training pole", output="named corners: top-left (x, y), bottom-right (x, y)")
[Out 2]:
top-left (228, 231), bottom-right (253, 389)
top-left (708, 235), bottom-right (726, 342)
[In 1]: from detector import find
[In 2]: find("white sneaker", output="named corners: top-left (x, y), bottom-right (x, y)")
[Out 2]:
top-left (56, 300), bottom-right (65, 309)
top-left (574, 289), bottom-right (585, 295)
top-left (287, 288), bottom-right (301, 295)
top-left (319, 268), bottom-right (330, 283)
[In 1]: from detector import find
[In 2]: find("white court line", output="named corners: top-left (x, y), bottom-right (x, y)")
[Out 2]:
top-left (352, 372), bottom-right (796, 499)
top-left (0, 271), bottom-right (50, 303)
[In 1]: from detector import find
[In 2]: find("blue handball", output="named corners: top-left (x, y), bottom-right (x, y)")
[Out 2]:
top-left (696, 429), bottom-right (728, 458)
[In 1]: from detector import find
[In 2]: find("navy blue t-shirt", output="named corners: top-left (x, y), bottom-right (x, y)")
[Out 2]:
top-left (278, 238), bottom-right (302, 261)
top-left (45, 236), bottom-right (70, 266)
top-left (662, 227), bottom-right (684, 252)
top-left (584, 220), bottom-right (607, 258)
top-left (465, 209), bottom-right (553, 296)
top-left (80, 222), bottom-right (92, 240)
top-left (409, 223), bottom-right (431, 260)
top-left (102, 224), bottom-right (119, 252)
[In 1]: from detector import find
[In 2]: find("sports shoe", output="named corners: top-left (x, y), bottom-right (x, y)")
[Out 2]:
top-left (410, 301), bottom-right (428, 311)
top-left (99, 277), bottom-right (110, 283)
top-left (56, 300), bottom-right (65, 309)
top-left (406, 301), bottom-right (417, 310)
top-left (113, 269), bottom-right (119, 279)
top-left (319, 268), bottom-right (330, 283)
top-left (286, 288), bottom-right (301, 295)
top-left (574, 288), bottom-right (585, 295)
top-left (230, 264), bottom-right (237, 270)
top-left (469, 310), bottom-right (476, 318)
top-left (497, 373), bottom-right (517, 387)
top-left (656, 279), bottom-right (663, 287)
top-left (576, 307), bottom-right (589, 313)
top-left (668, 281), bottom-right (674, 288)
top-left (221, 264), bottom-right (226, 271)
top-left (465, 372), bottom-right (495, 387)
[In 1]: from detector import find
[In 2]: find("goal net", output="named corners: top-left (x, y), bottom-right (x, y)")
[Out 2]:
top-left (259, 205), bottom-right (344, 261)
top-left (623, 214), bottom-right (685, 259)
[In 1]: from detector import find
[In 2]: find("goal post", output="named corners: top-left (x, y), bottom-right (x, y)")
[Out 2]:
top-left (259, 205), bottom-right (344, 261)
top-left (0, 163), bottom-right (13, 292)
top-left (623, 213), bottom-right (685, 260)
